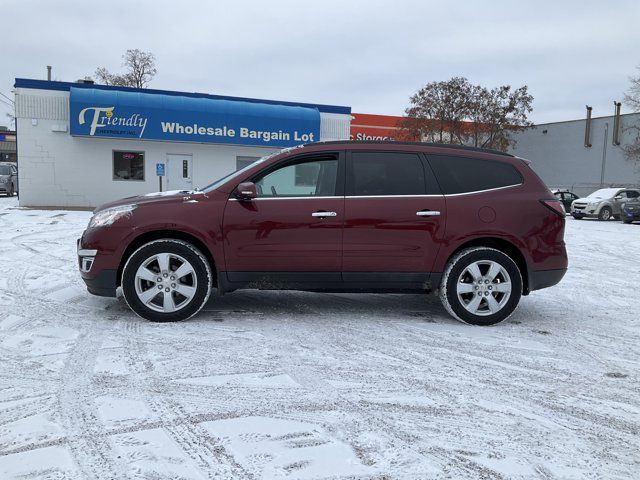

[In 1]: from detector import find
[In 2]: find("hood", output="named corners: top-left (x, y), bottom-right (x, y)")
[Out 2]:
top-left (574, 196), bottom-right (606, 203)
top-left (94, 190), bottom-right (206, 213)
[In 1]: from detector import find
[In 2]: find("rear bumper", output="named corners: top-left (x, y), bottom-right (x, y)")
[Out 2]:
top-left (82, 269), bottom-right (118, 297)
top-left (529, 268), bottom-right (566, 292)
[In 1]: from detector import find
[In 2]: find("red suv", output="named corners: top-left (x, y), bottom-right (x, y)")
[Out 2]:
top-left (78, 141), bottom-right (567, 325)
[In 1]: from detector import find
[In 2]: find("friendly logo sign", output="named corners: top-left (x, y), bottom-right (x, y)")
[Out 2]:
top-left (70, 88), bottom-right (320, 148)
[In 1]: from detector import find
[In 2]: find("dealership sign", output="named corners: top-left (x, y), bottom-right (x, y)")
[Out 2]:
top-left (70, 88), bottom-right (320, 147)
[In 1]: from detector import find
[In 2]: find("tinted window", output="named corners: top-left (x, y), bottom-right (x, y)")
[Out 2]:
top-left (428, 155), bottom-right (522, 194)
top-left (348, 152), bottom-right (427, 196)
top-left (626, 190), bottom-right (639, 199)
top-left (255, 157), bottom-right (338, 197)
top-left (113, 151), bottom-right (144, 181)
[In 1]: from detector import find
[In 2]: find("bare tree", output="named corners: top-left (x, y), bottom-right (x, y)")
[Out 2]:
top-left (95, 49), bottom-right (157, 88)
top-left (401, 77), bottom-right (533, 151)
top-left (623, 65), bottom-right (640, 161)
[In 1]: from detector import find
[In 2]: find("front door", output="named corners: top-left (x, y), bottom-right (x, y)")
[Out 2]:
top-left (223, 152), bottom-right (344, 281)
top-left (166, 154), bottom-right (192, 191)
top-left (342, 150), bottom-right (446, 285)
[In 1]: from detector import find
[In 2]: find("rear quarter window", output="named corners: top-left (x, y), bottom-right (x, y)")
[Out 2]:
top-left (427, 155), bottom-right (523, 195)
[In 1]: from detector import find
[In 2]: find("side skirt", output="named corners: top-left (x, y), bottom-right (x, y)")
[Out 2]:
top-left (218, 271), bottom-right (442, 294)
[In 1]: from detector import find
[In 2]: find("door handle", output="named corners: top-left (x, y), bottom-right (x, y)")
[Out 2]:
top-left (312, 211), bottom-right (337, 218)
top-left (416, 210), bottom-right (441, 216)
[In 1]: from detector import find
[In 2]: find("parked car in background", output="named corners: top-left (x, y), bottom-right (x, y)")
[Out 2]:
top-left (0, 162), bottom-right (17, 196)
top-left (621, 195), bottom-right (640, 224)
top-left (552, 189), bottom-right (579, 214)
top-left (570, 187), bottom-right (640, 220)
top-left (77, 141), bottom-right (567, 326)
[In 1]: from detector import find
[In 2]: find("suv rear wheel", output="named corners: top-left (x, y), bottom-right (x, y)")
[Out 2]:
top-left (122, 239), bottom-right (212, 322)
top-left (439, 247), bottom-right (522, 326)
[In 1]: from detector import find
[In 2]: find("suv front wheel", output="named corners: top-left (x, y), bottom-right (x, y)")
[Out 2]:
top-left (122, 239), bottom-right (213, 322)
top-left (439, 247), bottom-right (522, 326)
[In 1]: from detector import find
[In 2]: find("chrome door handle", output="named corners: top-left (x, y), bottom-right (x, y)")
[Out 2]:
top-left (416, 210), bottom-right (441, 216)
top-left (312, 211), bottom-right (337, 218)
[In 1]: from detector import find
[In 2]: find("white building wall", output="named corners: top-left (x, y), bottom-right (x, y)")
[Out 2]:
top-left (509, 113), bottom-right (640, 197)
top-left (15, 87), bottom-right (350, 208)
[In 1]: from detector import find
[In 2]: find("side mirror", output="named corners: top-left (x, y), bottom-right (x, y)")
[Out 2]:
top-left (235, 182), bottom-right (258, 200)
top-left (614, 195), bottom-right (623, 200)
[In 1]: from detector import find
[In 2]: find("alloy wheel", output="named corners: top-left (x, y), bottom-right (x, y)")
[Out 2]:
top-left (134, 252), bottom-right (197, 313)
top-left (456, 260), bottom-right (512, 316)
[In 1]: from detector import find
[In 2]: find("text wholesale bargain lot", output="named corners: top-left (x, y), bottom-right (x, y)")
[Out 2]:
top-left (0, 196), bottom-right (638, 479)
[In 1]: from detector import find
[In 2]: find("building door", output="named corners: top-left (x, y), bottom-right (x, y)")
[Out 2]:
top-left (166, 154), bottom-right (192, 191)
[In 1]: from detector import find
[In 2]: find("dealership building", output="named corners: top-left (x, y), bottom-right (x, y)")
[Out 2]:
top-left (14, 78), bottom-right (351, 208)
top-left (13, 77), bottom-right (640, 207)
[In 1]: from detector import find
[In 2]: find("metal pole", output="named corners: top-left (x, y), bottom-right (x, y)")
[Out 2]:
top-left (600, 122), bottom-right (608, 187)
top-left (159, 176), bottom-right (162, 192)
top-left (47, 66), bottom-right (51, 81)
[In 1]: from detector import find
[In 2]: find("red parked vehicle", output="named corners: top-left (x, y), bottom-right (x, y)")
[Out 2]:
top-left (78, 141), bottom-right (567, 325)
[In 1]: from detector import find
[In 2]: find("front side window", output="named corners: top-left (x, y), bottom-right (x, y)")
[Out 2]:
top-left (255, 156), bottom-right (338, 197)
top-left (427, 155), bottom-right (523, 195)
top-left (347, 152), bottom-right (427, 196)
top-left (113, 151), bottom-right (144, 181)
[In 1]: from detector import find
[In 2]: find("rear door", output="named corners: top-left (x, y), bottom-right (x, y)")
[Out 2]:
top-left (342, 150), bottom-right (445, 286)
top-left (222, 152), bottom-right (345, 281)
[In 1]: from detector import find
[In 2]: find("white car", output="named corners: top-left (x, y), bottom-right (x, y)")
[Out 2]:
top-left (571, 187), bottom-right (640, 221)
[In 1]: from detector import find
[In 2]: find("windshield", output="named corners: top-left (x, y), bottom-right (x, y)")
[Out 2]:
top-left (200, 147), bottom-right (297, 193)
top-left (586, 188), bottom-right (620, 199)
top-left (0, 165), bottom-right (11, 175)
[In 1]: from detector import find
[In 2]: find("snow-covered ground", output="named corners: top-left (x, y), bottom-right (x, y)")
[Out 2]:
top-left (0, 195), bottom-right (638, 480)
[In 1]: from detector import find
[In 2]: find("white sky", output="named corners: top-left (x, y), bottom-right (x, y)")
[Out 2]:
top-left (2, 0), bottom-right (639, 128)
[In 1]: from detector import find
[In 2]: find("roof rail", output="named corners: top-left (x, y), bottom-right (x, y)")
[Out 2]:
top-left (310, 140), bottom-right (513, 157)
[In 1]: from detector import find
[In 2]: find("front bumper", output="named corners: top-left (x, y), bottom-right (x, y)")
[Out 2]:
top-left (77, 238), bottom-right (118, 297)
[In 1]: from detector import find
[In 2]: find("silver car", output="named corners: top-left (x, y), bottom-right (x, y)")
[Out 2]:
top-left (0, 162), bottom-right (17, 196)
top-left (571, 187), bottom-right (640, 220)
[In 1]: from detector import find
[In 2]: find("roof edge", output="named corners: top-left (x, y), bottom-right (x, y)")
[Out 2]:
top-left (14, 78), bottom-right (351, 115)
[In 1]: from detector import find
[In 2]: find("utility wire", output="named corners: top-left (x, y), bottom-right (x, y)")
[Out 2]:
top-left (0, 92), bottom-right (14, 104)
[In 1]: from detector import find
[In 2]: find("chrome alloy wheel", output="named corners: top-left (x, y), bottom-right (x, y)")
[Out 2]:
top-left (456, 260), bottom-right (512, 316)
top-left (134, 253), bottom-right (197, 313)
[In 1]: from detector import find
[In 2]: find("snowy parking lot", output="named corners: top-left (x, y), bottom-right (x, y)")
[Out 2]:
top-left (0, 195), bottom-right (638, 480)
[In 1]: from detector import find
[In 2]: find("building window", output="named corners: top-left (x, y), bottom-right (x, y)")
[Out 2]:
top-left (113, 151), bottom-right (144, 181)
top-left (236, 156), bottom-right (260, 171)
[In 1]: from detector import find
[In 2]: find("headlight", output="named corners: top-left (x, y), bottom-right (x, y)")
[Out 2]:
top-left (88, 204), bottom-right (137, 228)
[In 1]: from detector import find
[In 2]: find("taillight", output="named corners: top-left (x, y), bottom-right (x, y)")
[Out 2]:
top-left (540, 199), bottom-right (565, 217)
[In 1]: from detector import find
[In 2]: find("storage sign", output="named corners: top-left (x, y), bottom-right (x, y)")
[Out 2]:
top-left (70, 88), bottom-right (321, 147)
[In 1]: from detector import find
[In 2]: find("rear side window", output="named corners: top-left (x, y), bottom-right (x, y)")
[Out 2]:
top-left (427, 155), bottom-right (523, 195)
top-left (348, 152), bottom-right (428, 196)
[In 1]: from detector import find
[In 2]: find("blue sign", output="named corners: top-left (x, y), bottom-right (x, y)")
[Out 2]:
top-left (156, 163), bottom-right (165, 176)
top-left (69, 88), bottom-right (321, 148)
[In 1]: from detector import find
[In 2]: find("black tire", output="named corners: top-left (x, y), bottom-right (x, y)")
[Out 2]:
top-left (598, 207), bottom-right (612, 221)
top-left (572, 214), bottom-right (583, 220)
top-left (439, 247), bottom-right (523, 326)
top-left (623, 219), bottom-right (633, 224)
top-left (122, 239), bottom-right (212, 322)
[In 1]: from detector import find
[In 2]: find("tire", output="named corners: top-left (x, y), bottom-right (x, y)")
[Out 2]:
top-left (598, 207), bottom-right (612, 221)
top-left (623, 219), bottom-right (633, 224)
top-left (8, 184), bottom-right (14, 197)
top-left (572, 214), bottom-right (583, 220)
top-left (122, 239), bottom-right (212, 322)
top-left (439, 247), bottom-right (523, 326)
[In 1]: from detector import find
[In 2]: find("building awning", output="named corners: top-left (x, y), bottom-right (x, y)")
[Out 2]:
top-left (69, 87), bottom-right (321, 147)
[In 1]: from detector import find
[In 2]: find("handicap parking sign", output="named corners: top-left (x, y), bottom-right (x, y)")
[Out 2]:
top-left (156, 163), bottom-right (165, 176)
